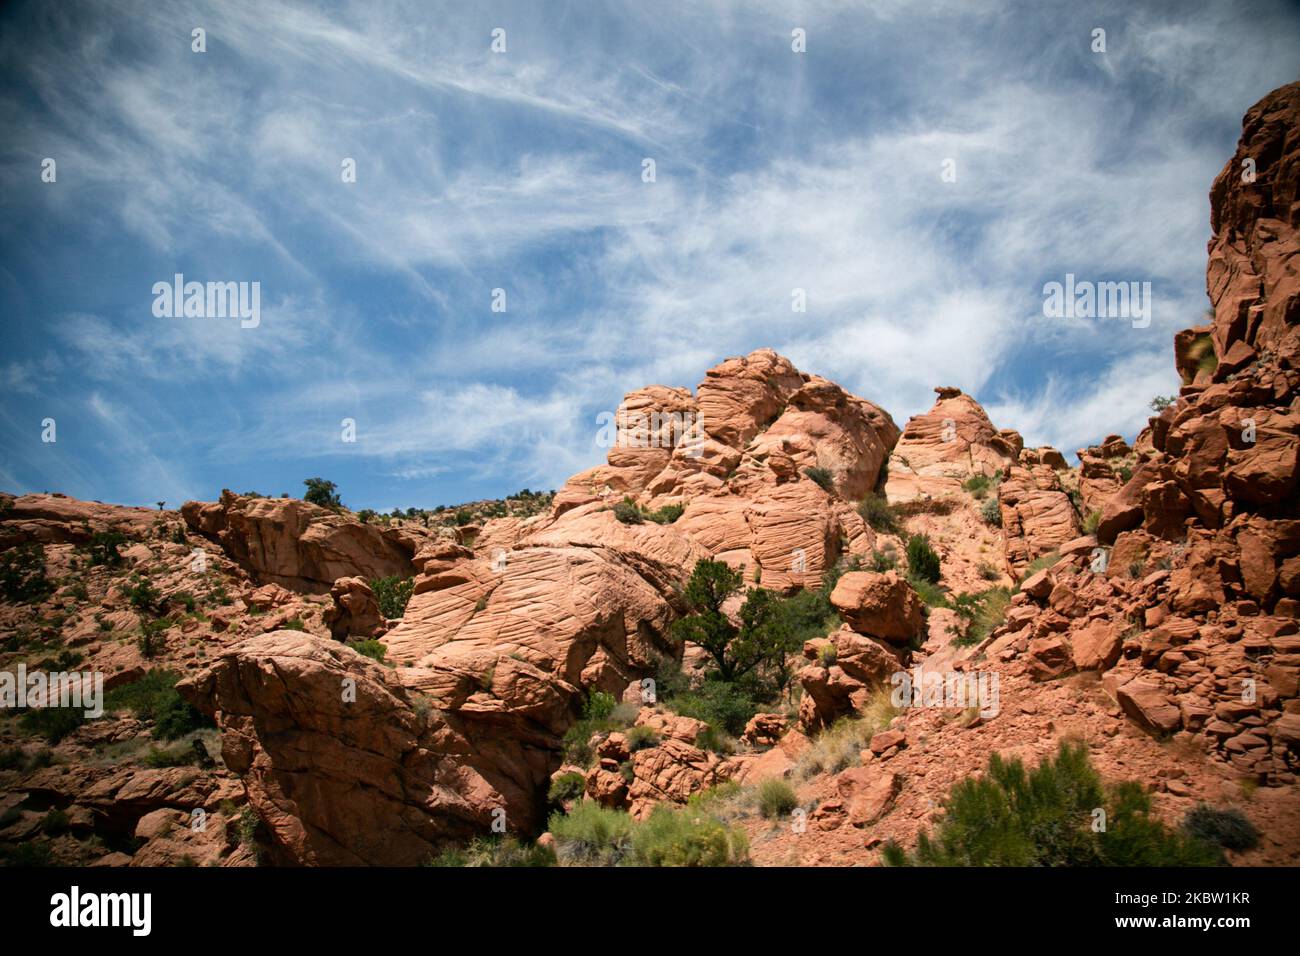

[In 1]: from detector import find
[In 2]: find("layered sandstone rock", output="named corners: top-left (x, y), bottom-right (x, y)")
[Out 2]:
top-left (885, 387), bottom-right (1020, 502)
top-left (181, 491), bottom-right (426, 593)
top-left (998, 449), bottom-right (1082, 574)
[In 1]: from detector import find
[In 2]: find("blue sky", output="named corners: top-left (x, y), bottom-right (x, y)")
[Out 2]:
top-left (1, 0), bottom-right (1298, 511)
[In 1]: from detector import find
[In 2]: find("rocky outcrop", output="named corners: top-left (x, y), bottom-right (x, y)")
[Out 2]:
top-left (181, 491), bottom-right (427, 593)
top-left (998, 449), bottom-right (1082, 575)
top-left (829, 571), bottom-right (924, 644)
top-left (322, 576), bottom-right (387, 641)
top-left (885, 387), bottom-right (1020, 501)
top-left (178, 631), bottom-right (562, 866)
top-left (0, 493), bottom-right (162, 547)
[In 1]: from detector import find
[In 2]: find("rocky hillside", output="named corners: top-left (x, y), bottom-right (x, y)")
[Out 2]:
top-left (1, 82), bottom-right (1298, 868)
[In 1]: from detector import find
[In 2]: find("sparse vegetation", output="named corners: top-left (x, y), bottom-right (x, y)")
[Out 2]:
top-left (548, 801), bottom-right (748, 867)
top-left (905, 534), bottom-right (941, 585)
top-left (980, 496), bottom-right (1002, 526)
top-left (104, 669), bottom-right (212, 740)
top-left (757, 778), bottom-right (799, 819)
top-left (302, 477), bottom-right (342, 509)
top-left (857, 493), bottom-right (900, 534)
top-left (948, 587), bottom-right (1011, 647)
top-left (796, 688), bottom-right (899, 779)
top-left (370, 575), bottom-right (415, 619)
top-left (804, 467), bottom-right (835, 493)
top-left (882, 742), bottom-right (1222, 866)
top-left (547, 771), bottom-right (587, 805)
top-left (613, 497), bottom-right (643, 524)
top-left (1181, 805), bottom-right (1259, 853)
top-left (0, 543), bottom-right (51, 604)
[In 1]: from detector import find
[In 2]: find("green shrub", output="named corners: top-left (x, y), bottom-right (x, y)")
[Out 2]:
top-left (282, 617), bottom-right (306, 631)
top-left (1082, 509), bottom-right (1102, 535)
top-left (302, 478), bottom-right (342, 508)
top-left (632, 804), bottom-right (749, 866)
top-left (948, 587), bottom-right (1011, 647)
top-left (857, 494), bottom-right (900, 534)
top-left (613, 497), bottom-right (643, 524)
top-left (561, 691), bottom-right (633, 766)
top-left (667, 679), bottom-right (757, 737)
top-left (143, 743), bottom-right (196, 768)
top-left (549, 802), bottom-right (636, 865)
top-left (346, 639), bottom-right (388, 663)
top-left (0, 543), bottom-right (51, 603)
top-left (428, 836), bottom-right (555, 867)
top-left (41, 809), bottom-right (69, 835)
top-left (19, 707), bottom-right (86, 744)
top-left (1182, 805), bottom-right (1259, 852)
top-left (961, 474), bottom-right (992, 499)
top-left (980, 497), bottom-right (1002, 526)
top-left (804, 467), bottom-right (835, 493)
top-left (870, 548), bottom-right (898, 572)
top-left (86, 531), bottom-right (127, 568)
top-left (644, 503), bottom-right (685, 524)
top-left (905, 534), bottom-right (941, 584)
top-left (757, 778), bottom-right (799, 819)
top-left (625, 725), bottom-right (660, 751)
top-left (122, 578), bottom-right (162, 614)
top-left (370, 575), bottom-right (415, 619)
top-left (104, 669), bottom-right (211, 740)
top-left (1149, 395), bottom-right (1176, 412)
top-left (548, 771), bottom-right (587, 805)
top-left (882, 742), bottom-right (1222, 866)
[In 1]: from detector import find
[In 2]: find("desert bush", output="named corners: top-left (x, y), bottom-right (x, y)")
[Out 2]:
top-left (86, 531), bottom-right (127, 568)
top-left (549, 802), bottom-right (636, 865)
top-left (625, 725), bottom-right (660, 751)
top-left (980, 496), bottom-right (1002, 526)
top-left (613, 497), bottom-right (643, 524)
top-left (370, 575), bottom-right (415, 618)
top-left (644, 503), bottom-right (685, 524)
top-left (19, 707), bottom-right (86, 744)
top-left (1082, 509), bottom-right (1102, 534)
top-left (857, 494), bottom-right (899, 534)
top-left (346, 638), bottom-right (388, 664)
top-left (631, 804), bottom-right (749, 866)
top-left (962, 474), bottom-right (992, 499)
top-left (429, 836), bottom-right (555, 868)
top-left (870, 548), bottom-right (898, 572)
top-left (796, 688), bottom-right (899, 779)
top-left (561, 691), bottom-right (633, 767)
top-left (1181, 805), bottom-right (1259, 852)
top-left (948, 587), bottom-right (1011, 647)
top-left (547, 771), bottom-right (587, 805)
top-left (757, 778), bottom-right (799, 819)
top-left (0, 543), bottom-right (51, 603)
top-left (104, 669), bottom-right (211, 740)
top-left (302, 478), bottom-right (342, 509)
top-left (905, 534), bottom-right (941, 584)
top-left (122, 578), bottom-right (162, 614)
top-left (883, 742), bottom-right (1221, 866)
top-left (804, 467), bottom-right (835, 493)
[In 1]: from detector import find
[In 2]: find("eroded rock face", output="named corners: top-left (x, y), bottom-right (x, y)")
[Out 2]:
top-left (181, 491), bottom-right (426, 593)
top-left (829, 571), bottom-right (924, 644)
top-left (322, 576), bottom-right (387, 641)
top-left (178, 631), bottom-right (560, 866)
top-left (885, 388), bottom-right (1019, 502)
top-left (999, 452), bottom-right (1082, 575)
